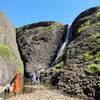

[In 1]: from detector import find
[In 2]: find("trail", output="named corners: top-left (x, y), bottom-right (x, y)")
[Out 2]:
top-left (7, 85), bottom-right (83, 100)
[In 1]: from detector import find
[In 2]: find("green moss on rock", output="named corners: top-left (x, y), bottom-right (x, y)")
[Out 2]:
top-left (18, 60), bottom-right (24, 74)
top-left (18, 60), bottom-right (24, 92)
top-left (0, 44), bottom-right (15, 57)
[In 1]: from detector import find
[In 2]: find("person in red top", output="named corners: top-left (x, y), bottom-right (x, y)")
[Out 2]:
top-left (13, 72), bottom-right (20, 95)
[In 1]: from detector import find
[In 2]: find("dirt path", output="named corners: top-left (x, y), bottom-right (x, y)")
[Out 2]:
top-left (7, 85), bottom-right (83, 100)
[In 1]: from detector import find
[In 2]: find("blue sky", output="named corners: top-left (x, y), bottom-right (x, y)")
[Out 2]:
top-left (0, 0), bottom-right (100, 26)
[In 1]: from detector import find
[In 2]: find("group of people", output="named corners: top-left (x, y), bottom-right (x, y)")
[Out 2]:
top-left (31, 69), bottom-right (44, 85)
top-left (1, 69), bottom-right (44, 95)
top-left (31, 73), bottom-right (40, 85)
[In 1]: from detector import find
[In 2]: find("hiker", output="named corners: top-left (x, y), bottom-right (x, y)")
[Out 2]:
top-left (31, 73), bottom-right (37, 85)
top-left (12, 72), bottom-right (20, 95)
top-left (36, 72), bottom-right (40, 84)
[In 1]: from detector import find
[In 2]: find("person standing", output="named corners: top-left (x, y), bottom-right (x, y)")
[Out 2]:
top-left (12, 72), bottom-right (20, 95)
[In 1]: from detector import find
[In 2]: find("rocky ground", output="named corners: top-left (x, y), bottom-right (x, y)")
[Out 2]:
top-left (6, 85), bottom-right (83, 100)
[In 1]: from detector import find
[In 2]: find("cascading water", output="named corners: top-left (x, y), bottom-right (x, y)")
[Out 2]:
top-left (51, 24), bottom-right (72, 66)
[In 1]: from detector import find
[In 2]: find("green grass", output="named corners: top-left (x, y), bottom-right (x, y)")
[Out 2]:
top-left (43, 23), bottom-right (63, 32)
top-left (56, 61), bottom-right (64, 67)
top-left (96, 12), bottom-right (100, 18)
top-left (82, 52), bottom-right (93, 61)
top-left (55, 24), bottom-right (63, 28)
top-left (96, 51), bottom-right (100, 56)
top-left (43, 25), bottom-right (53, 32)
top-left (77, 21), bottom-right (91, 32)
top-left (50, 61), bottom-right (64, 72)
top-left (92, 33), bottom-right (100, 38)
top-left (87, 33), bottom-right (100, 40)
top-left (50, 67), bottom-right (59, 72)
top-left (95, 57), bottom-right (100, 62)
top-left (18, 60), bottom-right (24, 92)
top-left (18, 60), bottom-right (24, 74)
top-left (0, 44), bottom-right (15, 57)
top-left (84, 64), bottom-right (100, 74)
top-left (95, 22), bottom-right (100, 27)
top-left (94, 52), bottom-right (100, 62)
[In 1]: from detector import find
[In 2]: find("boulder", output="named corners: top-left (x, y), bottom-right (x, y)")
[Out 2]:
top-left (16, 21), bottom-right (67, 77)
top-left (0, 12), bottom-right (23, 89)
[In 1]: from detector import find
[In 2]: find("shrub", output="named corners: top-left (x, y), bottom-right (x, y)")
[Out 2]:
top-left (84, 64), bottom-right (100, 74)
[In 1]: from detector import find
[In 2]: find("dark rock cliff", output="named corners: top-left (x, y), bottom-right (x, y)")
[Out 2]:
top-left (41, 6), bottom-right (100, 100)
top-left (16, 21), bottom-right (67, 77)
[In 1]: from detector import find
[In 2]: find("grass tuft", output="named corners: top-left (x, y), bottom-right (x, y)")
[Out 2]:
top-left (84, 64), bottom-right (100, 74)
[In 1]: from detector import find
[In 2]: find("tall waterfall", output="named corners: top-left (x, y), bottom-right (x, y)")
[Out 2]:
top-left (51, 24), bottom-right (72, 66)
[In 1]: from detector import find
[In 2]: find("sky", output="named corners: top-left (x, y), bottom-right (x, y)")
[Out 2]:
top-left (0, 0), bottom-right (100, 27)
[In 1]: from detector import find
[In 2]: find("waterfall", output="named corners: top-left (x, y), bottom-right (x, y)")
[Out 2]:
top-left (51, 24), bottom-right (72, 66)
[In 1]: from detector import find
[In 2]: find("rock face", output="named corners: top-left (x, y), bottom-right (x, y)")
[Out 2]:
top-left (41, 6), bottom-right (100, 100)
top-left (16, 21), bottom-right (67, 77)
top-left (0, 12), bottom-right (23, 87)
